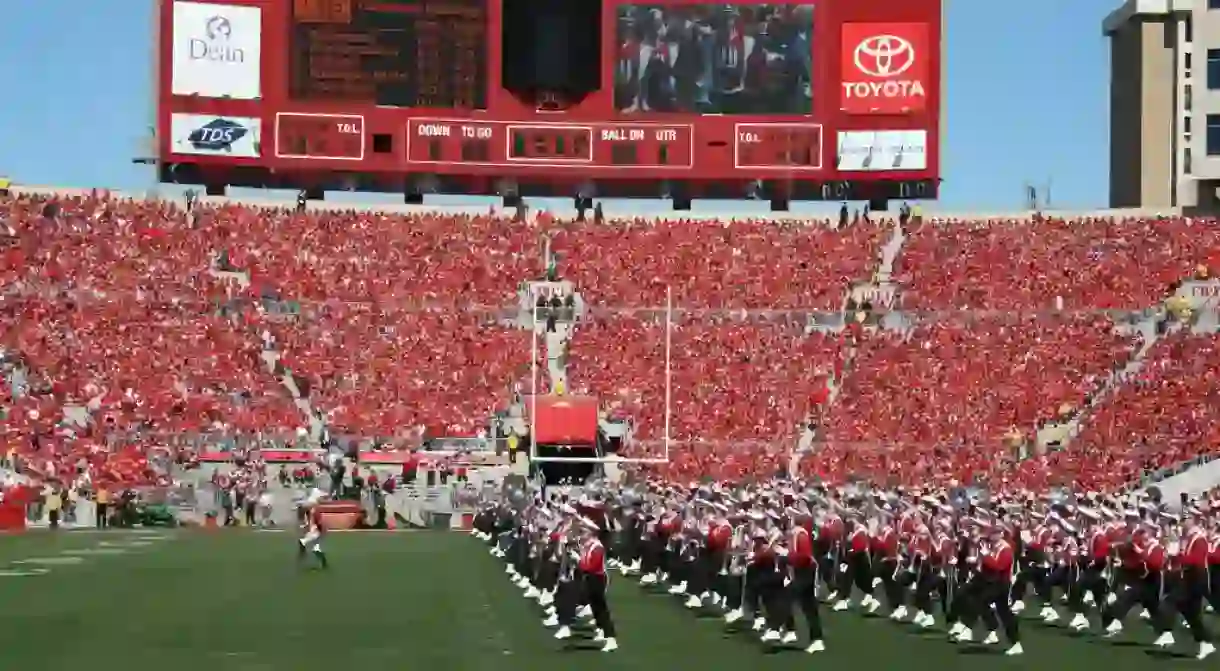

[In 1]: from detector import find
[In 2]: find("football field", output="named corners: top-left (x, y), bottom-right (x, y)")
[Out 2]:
top-left (0, 530), bottom-right (1203, 670)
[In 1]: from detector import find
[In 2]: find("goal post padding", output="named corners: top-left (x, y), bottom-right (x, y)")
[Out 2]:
top-left (530, 394), bottom-right (599, 445)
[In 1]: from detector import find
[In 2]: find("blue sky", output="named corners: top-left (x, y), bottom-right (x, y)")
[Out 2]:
top-left (0, 0), bottom-right (1118, 213)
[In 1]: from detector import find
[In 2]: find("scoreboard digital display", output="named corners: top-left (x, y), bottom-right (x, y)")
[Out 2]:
top-left (289, 0), bottom-right (488, 109)
top-left (405, 120), bottom-right (694, 169)
top-left (160, 0), bottom-right (943, 205)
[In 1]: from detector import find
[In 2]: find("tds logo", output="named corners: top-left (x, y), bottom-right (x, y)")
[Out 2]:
top-left (187, 118), bottom-right (249, 152)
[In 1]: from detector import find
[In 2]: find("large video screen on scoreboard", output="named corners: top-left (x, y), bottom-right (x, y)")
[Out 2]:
top-left (614, 3), bottom-right (814, 115)
top-left (289, 0), bottom-right (488, 109)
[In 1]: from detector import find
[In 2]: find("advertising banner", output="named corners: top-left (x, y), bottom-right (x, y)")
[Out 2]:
top-left (171, 1), bottom-right (262, 99)
top-left (840, 22), bottom-right (929, 115)
top-left (170, 114), bottom-right (262, 157)
top-left (837, 130), bottom-right (927, 171)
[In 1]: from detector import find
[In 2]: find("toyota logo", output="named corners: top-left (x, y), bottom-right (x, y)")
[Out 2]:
top-left (854, 35), bottom-right (914, 78)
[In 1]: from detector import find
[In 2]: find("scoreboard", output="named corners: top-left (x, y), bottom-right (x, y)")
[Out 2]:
top-left (160, 0), bottom-right (943, 205)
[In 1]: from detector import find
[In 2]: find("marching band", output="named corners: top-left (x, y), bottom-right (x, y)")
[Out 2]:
top-left (472, 479), bottom-right (1220, 660)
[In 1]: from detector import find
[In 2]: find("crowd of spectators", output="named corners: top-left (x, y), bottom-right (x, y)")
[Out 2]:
top-left (1, 189), bottom-right (1217, 497)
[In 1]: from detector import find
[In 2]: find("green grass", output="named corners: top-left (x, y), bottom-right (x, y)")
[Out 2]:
top-left (0, 530), bottom-right (1204, 670)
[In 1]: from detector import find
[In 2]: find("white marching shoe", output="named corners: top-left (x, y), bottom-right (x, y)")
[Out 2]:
top-left (724, 607), bottom-right (744, 624)
top-left (629, 559), bottom-right (642, 572)
top-left (831, 600), bottom-right (849, 612)
top-left (554, 626), bottom-right (572, 640)
top-left (542, 614), bottom-right (559, 627)
top-left (524, 586), bottom-right (540, 599)
top-left (805, 640), bottom-right (826, 654)
top-left (1040, 606), bottom-right (1059, 623)
top-left (760, 629), bottom-right (781, 643)
top-left (1198, 641), bottom-right (1216, 660)
top-left (1068, 613), bottom-right (1089, 631)
top-left (538, 591), bottom-right (554, 607)
top-left (668, 581), bottom-right (688, 595)
top-left (862, 595), bottom-right (881, 614)
top-left (593, 629), bottom-right (606, 642)
top-left (780, 631), bottom-right (798, 645)
top-left (684, 595), bottom-right (703, 609)
top-left (951, 626), bottom-right (973, 643)
top-left (982, 631), bottom-right (1000, 645)
top-left (1010, 600), bottom-right (1025, 615)
top-left (1103, 619), bottom-right (1123, 637)
top-left (577, 605), bottom-right (593, 620)
top-left (601, 637), bottom-right (618, 652)
top-left (889, 605), bottom-right (908, 621)
top-left (1005, 642), bottom-right (1024, 656)
top-left (915, 612), bottom-right (935, 629)
top-left (1153, 631), bottom-right (1175, 648)
top-left (751, 618), bottom-right (766, 632)
top-left (640, 572), bottom-right (658, 585)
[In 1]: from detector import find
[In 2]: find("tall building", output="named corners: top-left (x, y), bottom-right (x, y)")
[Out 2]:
top-left (1104, 0), bottom-right (1196, 209)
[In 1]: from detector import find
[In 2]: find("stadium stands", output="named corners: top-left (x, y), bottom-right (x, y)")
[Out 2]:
top-left (1, 188), bottom-right (1216, 495)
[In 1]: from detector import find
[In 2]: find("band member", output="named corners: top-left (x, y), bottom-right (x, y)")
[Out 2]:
top-left (910, 518), bottom-right (953, 628)
top-left (297, 503), bottom-right (328, 569)
top-left (967, 523), bottom-right (1022, 655)
top-left (1174, 515), bottom-right (1216, 659)
top-left (785, 506), bottom-right (825, 653)
top-left (873, 510), bottom-right (903, 613)
top-left (832, 511), bottom-right (878, 612)
top-left (1069, 507), bottom-right (1111, 626)
top-left (577, 516), bottom-right (618, 652)
top-left (1011, 512), bottom-right (1054, 615)
top-left (1100, 518), bottom-right (1170, 639)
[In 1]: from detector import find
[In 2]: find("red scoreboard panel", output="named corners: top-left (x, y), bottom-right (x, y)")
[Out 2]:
top-left (159, 0), bottom-right (943, 205)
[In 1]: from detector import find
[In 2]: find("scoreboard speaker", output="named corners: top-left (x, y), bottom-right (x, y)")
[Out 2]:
top-left (502, 0), bottom-right (601, 107)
